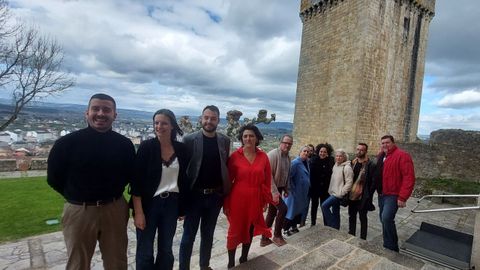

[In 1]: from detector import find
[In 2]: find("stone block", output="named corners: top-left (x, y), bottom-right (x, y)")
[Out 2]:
top-left (282, 248), bottom-right (337, 270)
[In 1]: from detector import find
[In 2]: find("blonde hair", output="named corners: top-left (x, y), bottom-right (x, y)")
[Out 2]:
top-left (335, 148), bottom-right (349, 163)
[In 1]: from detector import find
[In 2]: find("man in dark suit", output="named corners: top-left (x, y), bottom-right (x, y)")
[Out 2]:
top-left (179, 105), bottom-right (231, 270)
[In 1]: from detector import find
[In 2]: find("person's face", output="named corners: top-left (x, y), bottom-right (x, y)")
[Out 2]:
top-left (319, 147), bottom-right (328, 159)
top-left (355, 145), bottom-right (367, 158)
top-left (307, 146), bottom-right (314, 157)
top-left (154, 114), bottom-right (173, 139)
top-left (299, 147), bottom-right (309, 160)
top-left (85, 98), bottom-right (116, 133)
top-left (201, 109), bottom-right (219, 133)
top-left (242, 129), bottom-right (257, 147)
top-left (381, 138), bottom-right (395, 153)
top-left (335, 152), bottom-right (345, 164)
top-left (279, 136), bottom-right (293, 154)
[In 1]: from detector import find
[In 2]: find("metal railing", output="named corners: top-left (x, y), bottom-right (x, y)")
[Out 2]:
top-left (411, 194), bottom-right (480, 213)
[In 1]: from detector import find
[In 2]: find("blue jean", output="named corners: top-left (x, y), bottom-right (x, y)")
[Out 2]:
top-left (378, 195), bottom-right (399, 252)
top-left (321, 195), bottom-right (341, 229)
top-left (179, 193), bottom-right (223, 269)
top-left (136, 194), bottom-right (179, 270)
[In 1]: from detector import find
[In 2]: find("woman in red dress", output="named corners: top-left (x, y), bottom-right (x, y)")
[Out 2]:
top-left (224, 124), bottom-right (279, 268)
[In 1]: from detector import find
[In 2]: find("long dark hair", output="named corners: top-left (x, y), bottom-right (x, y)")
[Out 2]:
top-left (153, 109), bottom-right (184, 141)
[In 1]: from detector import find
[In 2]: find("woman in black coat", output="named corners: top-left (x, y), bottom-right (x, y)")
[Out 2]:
top-left (308, 143), bottom-right (335, 226)
top-left (131, 109), bottom-right (190, 270)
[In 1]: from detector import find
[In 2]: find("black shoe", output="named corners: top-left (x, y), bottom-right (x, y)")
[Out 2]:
top-left (283, 230), bottom-right (293, 236)
top-left (291, 227), bottom-right (299, 233)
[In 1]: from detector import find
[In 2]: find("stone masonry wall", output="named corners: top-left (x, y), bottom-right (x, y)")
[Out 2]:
top-left (398, 130), bottom-right (480, 182)
top-left (0, 158), bottom-right (47, 172)
top-left (293, 0), bottom-right (435, 153)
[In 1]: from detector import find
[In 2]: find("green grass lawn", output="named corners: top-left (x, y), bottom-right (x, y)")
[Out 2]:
top-left (0, 177), bottom-right (65, 243)
top-left (0, 176), bottom-right (133, 243)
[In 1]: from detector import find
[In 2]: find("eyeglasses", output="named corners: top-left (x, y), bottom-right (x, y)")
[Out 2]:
top-left (281, 141), bottom-right (293, 145)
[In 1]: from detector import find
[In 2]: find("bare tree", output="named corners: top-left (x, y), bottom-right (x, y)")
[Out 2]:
top-left (0, 0), bottom-right (74, 131)
top-left (0, 0), bottom-right (24, 85)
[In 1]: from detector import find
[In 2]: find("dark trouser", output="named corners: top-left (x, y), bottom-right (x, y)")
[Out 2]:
top-left (136, 194), bottom-right (179, 270)
top-left (283, 214), bottom-right (301, 231)
top-left (378, 195), bottom-right (399, 252)
top-left (348, 200), bottom-right (368, 240)
top-left (318, 192), bottom-right (330, 226)
top-left (62, 196), bottom-right (129, 270)
top-left (310, 194), bottom-right (323, 226)
top-left (179, 193), bottom-right (223, 270)
top-left (265, 190), bottom-right (287, 237)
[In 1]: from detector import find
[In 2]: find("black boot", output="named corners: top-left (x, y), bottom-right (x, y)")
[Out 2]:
top-left (228, 249), bottom-right (236, 269)
top-left (239, 243), bottom-right (251, 264)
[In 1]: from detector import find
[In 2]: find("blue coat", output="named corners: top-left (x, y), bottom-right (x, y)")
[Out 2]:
top-left (285, 157), bottom-right (310, 220)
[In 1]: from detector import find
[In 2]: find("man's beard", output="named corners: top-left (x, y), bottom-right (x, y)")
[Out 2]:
top-left (203, 123), bottom-right (217, 132)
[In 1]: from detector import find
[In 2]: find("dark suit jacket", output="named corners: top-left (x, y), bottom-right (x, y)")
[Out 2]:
top-left (130, 138), bottom-right (190, 216)
top-left (182, 130), bottom-right (231, 196)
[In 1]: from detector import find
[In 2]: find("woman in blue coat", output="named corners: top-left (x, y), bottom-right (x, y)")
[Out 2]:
top-left (283, 146), bottom-right (311, 235)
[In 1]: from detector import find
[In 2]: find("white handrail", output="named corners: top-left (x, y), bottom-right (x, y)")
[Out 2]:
top-left (411, 194), bottom-right (480, 213)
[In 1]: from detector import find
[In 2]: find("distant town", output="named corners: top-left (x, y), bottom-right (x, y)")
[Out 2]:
top-left (0, 100), bottom-right (293, 159)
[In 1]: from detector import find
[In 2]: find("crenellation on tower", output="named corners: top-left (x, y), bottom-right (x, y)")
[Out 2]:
top-left (293, 0), bottom-right (435, 153)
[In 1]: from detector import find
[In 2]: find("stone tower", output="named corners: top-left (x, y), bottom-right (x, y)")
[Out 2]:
top-left (293, 0), bottom-right (435, 153)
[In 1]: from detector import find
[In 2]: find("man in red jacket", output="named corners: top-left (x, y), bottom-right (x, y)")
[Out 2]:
top-left (374, 135), bottom-right (415, 252)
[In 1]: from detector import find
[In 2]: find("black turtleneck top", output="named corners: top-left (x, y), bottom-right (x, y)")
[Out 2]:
top-left (47, 126), bottom-right (136, 202)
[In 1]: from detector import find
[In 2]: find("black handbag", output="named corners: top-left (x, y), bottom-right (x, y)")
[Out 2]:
top-left (340, 196), bottom-right (349, 207)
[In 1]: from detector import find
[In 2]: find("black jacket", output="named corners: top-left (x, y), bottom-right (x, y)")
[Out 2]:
top-left (351, 158), bottom-right (377, 211)
top-left (130, 138), bottom-right (191, 216)
top-left (309, 155), bottom-right (334, 198)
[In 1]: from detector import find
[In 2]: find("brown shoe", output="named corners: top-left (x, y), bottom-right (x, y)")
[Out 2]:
top-left (272, 236), bottom-right (287, 247)
top-left (260, 237), bottom-right (273, 247)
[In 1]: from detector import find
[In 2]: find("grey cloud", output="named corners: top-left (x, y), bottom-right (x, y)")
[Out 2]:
top-left (425, 1), bottom-right (480, 93)
top-left (223, 1), bottom-right (301, 41)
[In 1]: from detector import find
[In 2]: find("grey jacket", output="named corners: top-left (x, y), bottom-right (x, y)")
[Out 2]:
top-left (182, 130), bottom-right (231, 196)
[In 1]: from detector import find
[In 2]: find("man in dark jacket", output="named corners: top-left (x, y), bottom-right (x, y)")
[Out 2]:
top-left (347, 143), bottom-right (376, 240)
top-left (179, 105), bottom-right (231, 270)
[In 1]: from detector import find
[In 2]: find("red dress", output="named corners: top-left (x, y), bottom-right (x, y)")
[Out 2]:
top-left (224, 147), bottom-right (274, 250)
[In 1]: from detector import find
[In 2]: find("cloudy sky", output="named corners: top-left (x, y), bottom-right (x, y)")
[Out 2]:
top-left (5, 0), bottom-right (480, 135)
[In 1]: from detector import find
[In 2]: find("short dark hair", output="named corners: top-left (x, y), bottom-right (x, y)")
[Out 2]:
top-left (315, 142), bottom-right (334, 156)
top-left (381, 135), bottom-right (395, 143)
top-left (357, 142), bottom-right (368, 151)
top-left (237, 124), bottom-right (264, 146)
top-left (153, 109), bottom-right (184, 141)
top-left (89, 93), bottom-right (116, 110)
top-left (280, 134), bottom-right (292, 142)
top-left (202, 105), bottom-right (220, 117)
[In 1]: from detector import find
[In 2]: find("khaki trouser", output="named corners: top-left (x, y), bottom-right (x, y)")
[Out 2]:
top-left (62, 197), bottom-right (129, 270)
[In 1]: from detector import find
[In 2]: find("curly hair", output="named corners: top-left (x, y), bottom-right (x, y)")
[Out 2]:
top-left (237, 124), bottom-right (264, 146)
top-left (315, 142), bottom-right (334, 156)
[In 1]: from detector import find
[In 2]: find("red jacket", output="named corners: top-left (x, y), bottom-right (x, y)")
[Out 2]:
top-left (382, 145), bottom-right (415, 202)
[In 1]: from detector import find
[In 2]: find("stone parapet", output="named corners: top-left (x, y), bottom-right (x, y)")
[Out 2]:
top-left (0, 158), bottom-right (47, 172)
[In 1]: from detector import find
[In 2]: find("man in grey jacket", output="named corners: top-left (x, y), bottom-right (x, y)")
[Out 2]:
top-left (179, 105), bottom-right (231, 270)
top-left (261, 134), bottom-right (293, 247)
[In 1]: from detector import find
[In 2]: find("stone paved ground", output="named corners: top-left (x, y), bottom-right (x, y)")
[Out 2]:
top-left (0, 193), bottom-right (475, 270)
